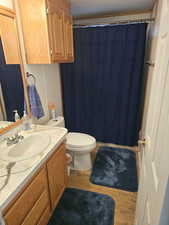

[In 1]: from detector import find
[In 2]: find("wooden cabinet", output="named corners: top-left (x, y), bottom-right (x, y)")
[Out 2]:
top-left (18, 0), bottom-right (74, 64)
top-left (4, 168), bottom-right (51, 225)
top-left (3, 143), bottom-right (68, 225)
top-left (47, 144), bottom-right (67, 209)
top-left (0, 6), bottom-right (20, 64)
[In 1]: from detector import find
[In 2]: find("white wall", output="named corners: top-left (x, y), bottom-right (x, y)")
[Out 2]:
top-left (26, 64), bottom-right (63, 124)
top-left (0, 0), bottom-right (13, 9)
top-left (44, 65), bottom-right (63, 117)
top-left (139, 3), bottom-right (158, 139)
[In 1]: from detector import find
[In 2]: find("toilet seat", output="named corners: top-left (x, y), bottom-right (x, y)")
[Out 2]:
top-left (66, 132), bottom-right (96, 151)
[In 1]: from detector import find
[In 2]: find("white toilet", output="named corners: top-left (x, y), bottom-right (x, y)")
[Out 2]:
top-left (66, 132), bottom-right (96, 171)
top-left (46, 117), bottom-right (96, 171)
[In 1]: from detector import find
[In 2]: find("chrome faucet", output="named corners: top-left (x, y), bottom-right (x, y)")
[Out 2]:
top-left (6, 133), bottom-right (24, 146)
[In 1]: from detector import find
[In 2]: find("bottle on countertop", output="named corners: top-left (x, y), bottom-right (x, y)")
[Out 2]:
top-left (48, 102), bottom-right (56, 120)
top-left (22, 111), bottom-right (31, 130)
top-left (13, 110), bottom-right (20, 122)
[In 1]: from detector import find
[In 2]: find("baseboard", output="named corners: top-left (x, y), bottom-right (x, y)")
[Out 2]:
top-left (96, 142), bottom-right (137, 151)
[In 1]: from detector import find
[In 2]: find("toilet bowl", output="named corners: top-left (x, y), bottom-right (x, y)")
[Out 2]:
top-left (45, 117), bottom-right (96, 171)
top-left (66, 132), bottom-right (96, 171)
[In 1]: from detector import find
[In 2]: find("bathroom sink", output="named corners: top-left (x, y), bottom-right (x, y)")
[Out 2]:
top-left (0, 133), bottom-right (51, 162)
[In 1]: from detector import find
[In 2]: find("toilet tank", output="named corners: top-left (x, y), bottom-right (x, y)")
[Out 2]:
top-left (46, 116), bottom-right (65, 127)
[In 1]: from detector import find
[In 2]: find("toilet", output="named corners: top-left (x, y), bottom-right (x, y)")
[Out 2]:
top-left (45, 117), bottom-right (96, 171)
top-left (66, 132), bottom-right (96, 171)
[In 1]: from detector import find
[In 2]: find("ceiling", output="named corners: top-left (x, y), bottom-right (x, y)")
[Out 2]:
top-left (71, 0), bottom-right (155, 18)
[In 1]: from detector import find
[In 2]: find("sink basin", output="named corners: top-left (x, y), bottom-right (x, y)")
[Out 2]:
top-left (0, 133), bottom-right (51, 162)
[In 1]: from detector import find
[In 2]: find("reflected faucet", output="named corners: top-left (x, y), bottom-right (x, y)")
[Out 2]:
top-left (6, 133), bottom-right (24, 146)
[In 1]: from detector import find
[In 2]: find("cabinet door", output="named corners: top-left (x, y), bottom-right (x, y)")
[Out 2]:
top-left (46, 0), bottom-right (63, 12)
top-left (64, 16), bottom-right (74, 62)
top-left (37, 206), bottom-right (51, 225)
top-left (0, 8), bottom-right (20, 64)
top-left (17, 0), bottom-right (51, 64)
top-left (4, 168), bottom-right (51, 225)
top-left (63, 0), bottom-right (71, 18)
top-left (47, 9), bottom-right (65, 62)
top-left (47, 144), bottom-right (67, 209)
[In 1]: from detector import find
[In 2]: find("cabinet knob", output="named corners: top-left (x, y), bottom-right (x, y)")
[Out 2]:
top-left (46, 8), bottom-right (49, 14)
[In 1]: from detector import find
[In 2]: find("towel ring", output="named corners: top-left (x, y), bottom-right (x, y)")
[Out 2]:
top-left (26, 72), bottom-right (36, 84)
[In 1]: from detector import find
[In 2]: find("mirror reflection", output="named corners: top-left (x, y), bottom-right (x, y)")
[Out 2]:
top-left (0, 38), bottom-right (25, 128)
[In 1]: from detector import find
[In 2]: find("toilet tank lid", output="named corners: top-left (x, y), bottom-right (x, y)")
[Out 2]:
top-left (66, 132), bottom-right (96, 148)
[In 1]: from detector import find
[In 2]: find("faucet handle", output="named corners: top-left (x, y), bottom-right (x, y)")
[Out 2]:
top-left (15, 133), bottom-right (24, 140)
top-left (7, 136), bottom-right (15, 141)
top-left (19, 135), bottom-right (24, 140)
top-left (5, 134), bottom-right (24, 146)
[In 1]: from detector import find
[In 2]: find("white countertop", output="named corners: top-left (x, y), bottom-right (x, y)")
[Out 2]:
top-left (0, 125), bottom-right (68, 211)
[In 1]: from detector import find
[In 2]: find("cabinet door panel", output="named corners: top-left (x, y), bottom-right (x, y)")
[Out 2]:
top-left (17, 0), bottom-right (51, 64)
top-left (0, 13), bottom-right (20, 64)
top-left (47, 0), bottom-right (63, 13)
top-left (64, 0), bottom-right (71, 17)
top-left (64, 17), bottom-right (74, 61)
top-left (4, 168), bottom-right (49, 225)
top-left (47, 144), bottom-right (67, 209)
top-left (47, 11), bottom-right (65, 62)
top-left (21, 191), bottom-right (49, 225)
top-left (37, 206), bottom-right (51, 225)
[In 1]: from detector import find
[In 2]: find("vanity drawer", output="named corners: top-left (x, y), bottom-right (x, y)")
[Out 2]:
top-left (37, 206), bottom-right (51, 225)
top-left (21, 190), bottom-right (50, 225)
top-left (4, 168), bottom-right (49, 225)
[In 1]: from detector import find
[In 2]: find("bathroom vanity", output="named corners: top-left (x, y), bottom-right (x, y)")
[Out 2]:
top-left (0, 126), bottom-right (68, 225)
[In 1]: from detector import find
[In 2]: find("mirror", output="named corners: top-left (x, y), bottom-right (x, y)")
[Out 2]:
top-left (0, 6), bottom-right (30, 134)
top-left (0, 38), bottom-right (27, 130)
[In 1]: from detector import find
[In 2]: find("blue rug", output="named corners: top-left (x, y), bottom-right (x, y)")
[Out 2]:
top-left (47, 188), bottom-right (115, 225)
top-left (90, 146), bottom-right (138, 192)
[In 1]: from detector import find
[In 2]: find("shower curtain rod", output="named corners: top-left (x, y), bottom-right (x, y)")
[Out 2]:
top-left (73, 18), bottom-right (155, 28)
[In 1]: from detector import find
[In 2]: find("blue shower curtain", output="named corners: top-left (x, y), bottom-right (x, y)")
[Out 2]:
top-left (0, 39), bottom-right (24, 121)
top-left (61, 23), bottom-right (147, 146)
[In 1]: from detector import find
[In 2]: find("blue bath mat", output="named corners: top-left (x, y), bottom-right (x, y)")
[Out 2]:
top-left (90, 146), bottom-right (138, 192)
top-left (47, 188), bottom-right (115, 225)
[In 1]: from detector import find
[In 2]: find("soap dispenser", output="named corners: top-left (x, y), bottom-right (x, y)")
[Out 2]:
top-left (13, 110), bottom-right (20, 122)
top-left (22, 111), bottom-right (31, 130)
